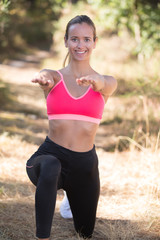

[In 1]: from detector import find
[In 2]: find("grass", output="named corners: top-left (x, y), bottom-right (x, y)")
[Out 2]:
top-left (0, 133), bottom-right (160, 239)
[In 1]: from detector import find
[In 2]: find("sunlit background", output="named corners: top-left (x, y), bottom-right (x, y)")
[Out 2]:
top-left (0, 0), bottom-right (160, 239)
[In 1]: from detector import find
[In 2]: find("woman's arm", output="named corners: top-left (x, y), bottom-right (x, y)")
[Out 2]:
top-left (76, 74), bottom-right (117, 97)
top-left (31, 69), bottom-right (55, 98)
top-left (98, 75), bottom-right (117, 96)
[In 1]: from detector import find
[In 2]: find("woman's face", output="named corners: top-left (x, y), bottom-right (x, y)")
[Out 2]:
top-left (65, 22), bottom-right (97, 62)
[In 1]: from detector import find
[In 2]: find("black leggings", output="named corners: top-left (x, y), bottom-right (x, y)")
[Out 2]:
top-left (26, 136), bottom-right (100, 239)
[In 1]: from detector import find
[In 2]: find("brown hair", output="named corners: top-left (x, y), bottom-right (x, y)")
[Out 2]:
top-left (63, 15), bottom-right (97, 67)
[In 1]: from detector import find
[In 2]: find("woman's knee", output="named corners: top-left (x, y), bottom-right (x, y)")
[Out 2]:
top-left (40, 155), bottom-right (61, 183)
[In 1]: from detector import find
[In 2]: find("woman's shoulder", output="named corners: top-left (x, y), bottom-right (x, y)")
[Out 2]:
top-left (95, 71), bottom-right (116, 83)
top-left (58, 67), bottom-right (68, 75)
top-left (94, 71), bottom-right (117, 95)
top-left (94, 70), bottom-right (114, 79)
top-left (103, 74), bottom-right (117, 86)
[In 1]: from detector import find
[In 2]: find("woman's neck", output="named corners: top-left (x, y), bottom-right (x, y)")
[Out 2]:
top-left (67, 60), bottom-right (93, 78)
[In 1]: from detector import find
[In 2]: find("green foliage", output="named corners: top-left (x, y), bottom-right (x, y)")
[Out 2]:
top-left (116, 77), bottom-right (160, 97)
top-left (0, 186), bottom-right (4, 197)
top-left (0, 80), bottom-right (12, 107)
top-left (101, 116), bottom-right (123, 125)
top-left (0, 0), bottom-right (67, 60)
top-left (89, 0), bottom-right (160, 59)
top-left (1, 0), bottom-right (159, 61)
top-left (0, 0), bottom-right (11, 47)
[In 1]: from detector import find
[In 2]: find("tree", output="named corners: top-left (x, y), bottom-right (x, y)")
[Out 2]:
top-left (0, 0), bottom-right (67, 59)
top-left (89, 0), bottom-right (160, 61)
top-left (0, 0), bottom-right (11, 48)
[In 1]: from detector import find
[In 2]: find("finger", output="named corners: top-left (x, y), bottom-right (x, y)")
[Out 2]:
top-left (32, 78), bottom-right (46, 85)
top-left (39, 79), bottom-right (48, 85)
top-left (47, 79), bottom-right (54, 87)
top-left (76, 78), bottom-right (88, 83)
top-left (77, 79), bottom-right (93, 87)
top-left (41, 79), bottom-right (53, 86)
top-left (76, 79), bottom-right (85, 85)
top-left (82, 79), bottom-right (93, 85)
top-left (76, 79), bottom-right (83, 85)
top-left (31, 72), bottom-right (40, 82)
top-left (31, 78), bottom-right (39, 83)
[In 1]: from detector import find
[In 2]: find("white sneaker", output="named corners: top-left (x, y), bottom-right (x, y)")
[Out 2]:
top-left (60, 191), bottom-right (73, 219)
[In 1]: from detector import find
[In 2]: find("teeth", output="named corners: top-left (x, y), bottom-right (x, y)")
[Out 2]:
top-left (77, 51), bottom-right (85, 54)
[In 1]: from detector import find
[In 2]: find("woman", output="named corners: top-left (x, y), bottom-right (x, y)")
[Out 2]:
top-left (26, 15), bottom-right (117, 240)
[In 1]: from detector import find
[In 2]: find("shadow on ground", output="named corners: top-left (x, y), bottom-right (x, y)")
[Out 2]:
top-left (0, 200), bottom-right (159, 240)
top-left (0, 180), bottom-right (160, 239)
top-left (0, 80), bottom-right (48, 145)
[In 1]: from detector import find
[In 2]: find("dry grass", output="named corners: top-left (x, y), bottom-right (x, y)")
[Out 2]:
top-left (0, 133), bottom-right (160, 240)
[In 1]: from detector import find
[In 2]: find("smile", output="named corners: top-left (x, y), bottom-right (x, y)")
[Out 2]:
top-left (75, 51), bottom-right (87, 54)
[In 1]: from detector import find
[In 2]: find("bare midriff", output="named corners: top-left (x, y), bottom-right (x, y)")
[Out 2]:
top-left (48, 119), bottom-right (98, 152)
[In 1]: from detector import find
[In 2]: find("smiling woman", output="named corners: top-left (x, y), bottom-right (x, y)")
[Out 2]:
top-left (63, 15), bottom-right (97, 66)
top-left (65, 22), bottom-right (97, 62)
top-left (26, 15), bottom-right (117, 240)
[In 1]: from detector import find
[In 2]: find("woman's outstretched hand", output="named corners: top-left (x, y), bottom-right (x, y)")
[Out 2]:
top-left (76, 74), bottom-right (105, 92)
top-left (31, 70), bottom-right (54, 91)
top-left (76, 74), bottom-right (117, 96)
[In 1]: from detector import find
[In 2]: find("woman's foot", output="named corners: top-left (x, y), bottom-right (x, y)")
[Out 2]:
top-left (60, 191), bottom-right (73, 219)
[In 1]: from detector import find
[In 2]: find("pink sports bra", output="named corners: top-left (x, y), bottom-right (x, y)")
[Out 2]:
top-left (46, 71), bottom-right (105, 124)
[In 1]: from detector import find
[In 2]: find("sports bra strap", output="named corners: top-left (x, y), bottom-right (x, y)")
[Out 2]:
top-left (56, 70), bottom-right (63, 80)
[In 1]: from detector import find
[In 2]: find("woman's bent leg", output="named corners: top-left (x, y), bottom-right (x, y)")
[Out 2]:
top-left (67, 174), bottom-right (100, 238)
top-left (66, 154), bottom-right (100, 239)
top-left (27, 155), bottom-right (61, 239)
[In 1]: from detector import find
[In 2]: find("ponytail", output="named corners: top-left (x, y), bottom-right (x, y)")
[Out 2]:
top-left (63, 51), bottom-right (71, 68)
